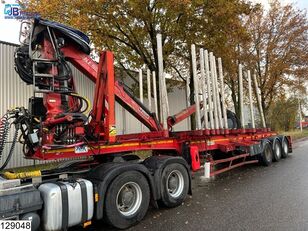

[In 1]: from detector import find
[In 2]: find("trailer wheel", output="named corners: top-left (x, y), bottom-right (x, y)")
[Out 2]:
top-left (159, 163), bottom-right (189, 208)
top-left (281, 137), bottom-right (289, 158)
top-left (272, 139), bottom-right (282, 162)
top-left (104, 171), bottom-right (150, 229)
top-left (260, 141), bottom-right (273, 166)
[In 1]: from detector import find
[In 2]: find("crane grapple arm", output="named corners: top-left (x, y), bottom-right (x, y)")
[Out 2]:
top-left (61, 46), bottom-right (162, 132)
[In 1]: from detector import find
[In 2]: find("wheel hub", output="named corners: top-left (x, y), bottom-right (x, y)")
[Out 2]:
top-left (275, 142), bottom-right (281, 158)
top-left (116, 182), bottom-right (142, 217)
top-left (166, 170), bottom-right (184, 199)
top-left (265, 146), bottom-right (272, 161)
top-left (121, 187), bottom-right (134, 206)
top-left (283, 141), bottom-right (288, 154)
top-left (168, 174), bottom-right (179, 192)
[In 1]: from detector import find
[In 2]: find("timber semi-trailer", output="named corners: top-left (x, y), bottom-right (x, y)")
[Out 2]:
top-left (0, 18), bottom-right (292, 230)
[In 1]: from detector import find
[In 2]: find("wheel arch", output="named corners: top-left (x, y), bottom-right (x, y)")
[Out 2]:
top-left (267, 136), bottom-right (281, 146)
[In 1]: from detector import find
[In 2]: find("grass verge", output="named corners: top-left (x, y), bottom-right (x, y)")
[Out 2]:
top-left (280, 129), bottom-right (308, 141)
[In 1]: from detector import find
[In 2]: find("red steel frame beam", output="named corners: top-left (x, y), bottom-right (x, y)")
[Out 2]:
top-left (90, 51), bottom-right (116, 142)
top-left (167, 104), bottom-right (198, 128)
top-left (33, 138), bottom-right (180, 160)
top-left (209, 154), bottom-right (258, 177)
top-left (32, 130), bottom-right (278, 160)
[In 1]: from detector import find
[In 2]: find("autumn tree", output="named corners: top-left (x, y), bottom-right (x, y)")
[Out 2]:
top-left (22, 0), bottom-right (250, 74)
top-left (267, 96), bottom-right (300, 131)
top-left (21, 0), bottom-right (252, 129)
top-left (241, 0), bottom-right (308, 120)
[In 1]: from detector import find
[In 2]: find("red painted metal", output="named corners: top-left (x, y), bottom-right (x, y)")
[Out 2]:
top-left (30, 128), bottom-right (277, 161)
top-left (42, 39), bottom-right (63, 120)
top-left (90, 51), bottom-right (116, 142)
top-left (167, 104), bottom-right (197, 128)
top-left (40, 39), bottom-right (79, 146)
top-left (210, 153), bottom-right (258, 177)
top-left (105, 51), bottom-right (116, 143)
top-left (190, 146), bottom-right (200, 171)
top-left (43, 115), bottom-right (73, 126)
top-left (210, 160), bottom-right (259, 176)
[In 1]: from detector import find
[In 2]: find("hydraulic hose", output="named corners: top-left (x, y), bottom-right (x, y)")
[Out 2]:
top-left (0, 113), bottom-right (10, 160)
top-left (15, 46), bottom-right (72, 88)
top-left (0, 125), bottom-right (18, 171)
top-left (70, 93), bottom-right (91, 114)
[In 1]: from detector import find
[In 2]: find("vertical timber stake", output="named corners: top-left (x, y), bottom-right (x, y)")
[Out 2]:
top-left (200, 48), bottom-right (209, 130)
top-left (204, 50), bottom-right (214, 131)
top-left (247, 70), bottom-right (255, 130)
top-left (139, 69), bottom-right (144, 132)
top-left (191, 44), bottom-right (201, 130)
top-left (147, 69), bottom-right (152, 111)
top-left (213, 56), bottom-right (223, 131)
top-left (238, 64), bottom-right (245, 130)
top-left (152, 71), bottom-right (158, 117)
top-left (210, 52), bottom-right (219, 133)
top-left (156, 34), bottom-right (168, 134)
top-left (218, 58), bottom-right (228, 132)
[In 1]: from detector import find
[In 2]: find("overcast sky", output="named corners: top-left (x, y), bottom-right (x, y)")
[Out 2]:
top-left (0, 0), bottom-right (307, 44)
top-left (253, 0), bottom-right (308, 9)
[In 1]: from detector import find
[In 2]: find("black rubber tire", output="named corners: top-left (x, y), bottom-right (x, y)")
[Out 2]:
top-left (122, 154), bottom-right (141, 162)
top-left (272, 139), bottom-right (282, 162)
top-left (259, 141), bottom-right (273, 166)
top-left (227, 110), bottom-right (240, 129)
top-left (104, 171), bottom-right (150, 229)
top-left (281, 136), bottom-right (289, 158)
top-left (159, 163), bottom-right (189, 208)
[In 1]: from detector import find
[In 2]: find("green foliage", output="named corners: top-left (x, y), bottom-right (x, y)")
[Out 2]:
top-left (268, 97), bottom-right (298, 131)
top-left (281, 129), bottom-right (308, 140)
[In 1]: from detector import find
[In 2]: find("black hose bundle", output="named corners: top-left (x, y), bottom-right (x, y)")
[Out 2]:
top-left (0, 112), bottom-right (20, 171)
top-left (14, 45), bottom-right (73, 90)
top-left (0, 113), bottom-right (10, 159)
top-left (14, 45), bottom-right (34, 85)
top-left (0, 126), bottom-right (18, 171)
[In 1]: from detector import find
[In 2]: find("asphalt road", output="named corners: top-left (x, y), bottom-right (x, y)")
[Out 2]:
top-left (87, 139), bottom-right (308, 231)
